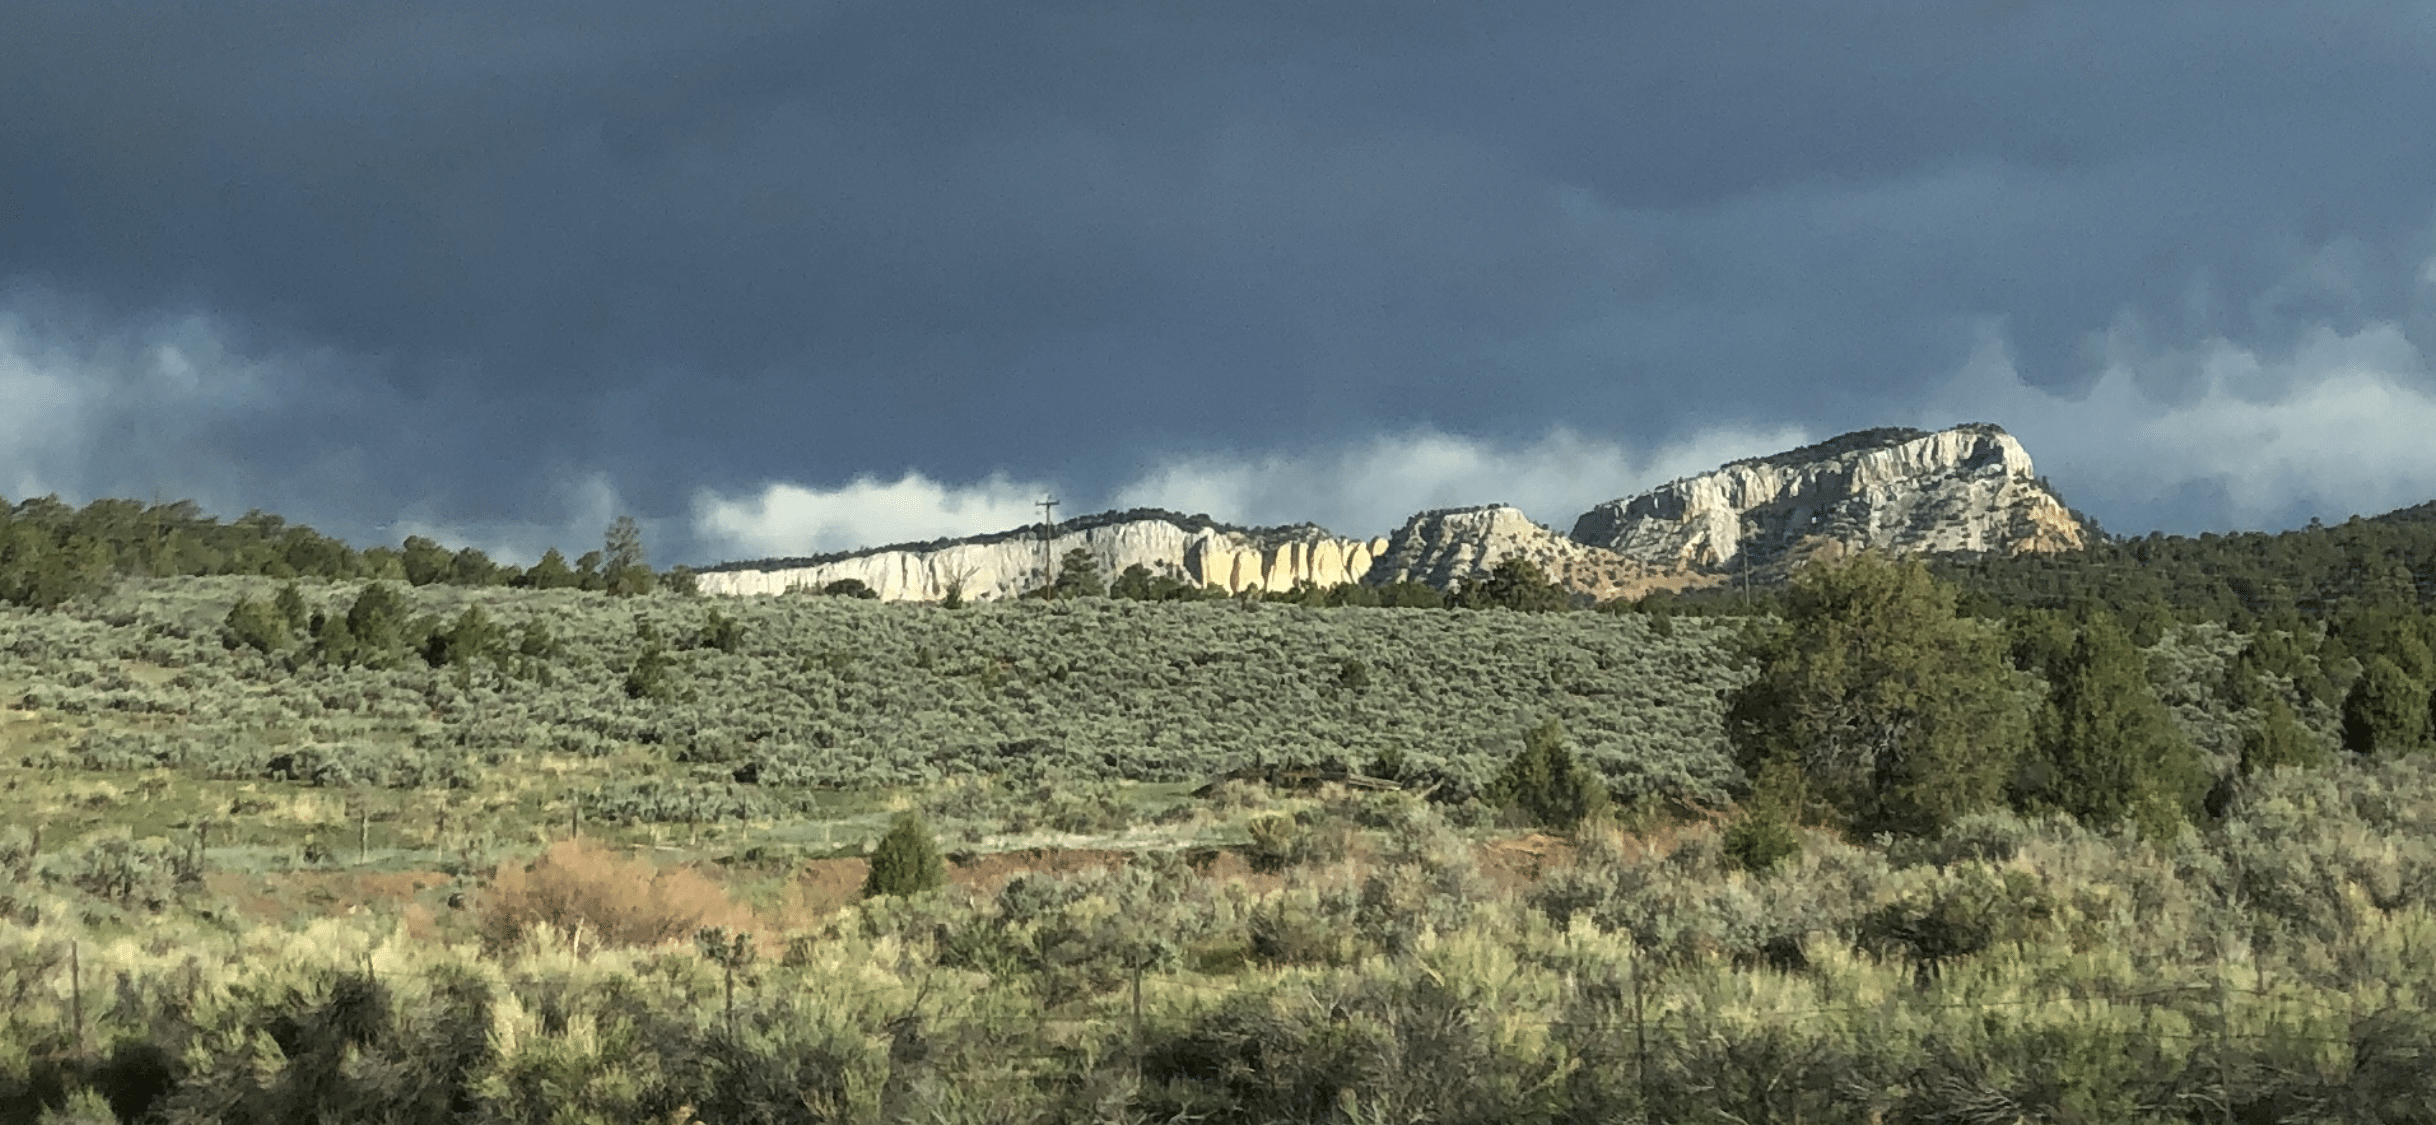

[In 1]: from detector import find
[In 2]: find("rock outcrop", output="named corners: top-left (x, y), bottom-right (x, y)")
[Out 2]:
top-left (694, 510), bottom-right (1386, 602)
top-left (1568, 424), bottom-right (2090, 577)
top-left (696, 423), bottom-right (2094, 603)
top-left (1364, 506), bottom-right (1668, 601)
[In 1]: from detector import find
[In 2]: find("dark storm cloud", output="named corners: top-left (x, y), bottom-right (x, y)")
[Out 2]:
top-left (4, 2), bottom-right (2435, 558)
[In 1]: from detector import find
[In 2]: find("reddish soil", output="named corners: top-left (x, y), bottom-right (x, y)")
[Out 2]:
top-left (788, 856), bottom-right (870, 917)
top-left (207, 868), bottom-right (469, 929)
top-left (210, 835), bottom-right (1596, 935)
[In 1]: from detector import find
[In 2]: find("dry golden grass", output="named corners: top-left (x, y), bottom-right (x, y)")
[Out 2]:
top-left (480, 838), bottom-right (753, 950)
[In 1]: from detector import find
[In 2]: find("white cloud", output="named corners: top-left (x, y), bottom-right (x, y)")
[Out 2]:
top-left (387, 471), bottom-right (630, 566)
top-left (1111, 424), bottom-right (1812, 537)
top-left (689, 425), bottom-right (1811, 563)
top-left (693, 471), bottom-right (1050, 559)
top-left (1931, 317), bottom-right (2436, 533)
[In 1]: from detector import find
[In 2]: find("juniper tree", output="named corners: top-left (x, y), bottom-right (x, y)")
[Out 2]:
top-left (316, 582), bottom-right (412, 668)
top-left (1486, 718), bottom-right (1610, 832)
top-left (272, 581), bottom-right (311, 633)
top-left (2012, 608), bottom-right (2206, 838)
top-left (862, 813), bottom-right (947, 898)
top-left (1728, 554), bottom-right (2029, 839)
top-left (400, 535), bottom-right (452, 586)
top-left (1111, 562), bottom-right (1158, 600)
top-left (1050, 547), bottom-right (1105, 598)
top-left (1457, 556), bottom-right (1571, 612)
top-left (2241, 697), bottom-right (2327, 775)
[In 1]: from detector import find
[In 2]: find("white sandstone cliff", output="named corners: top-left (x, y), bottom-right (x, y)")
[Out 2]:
top-left (695, 513), bottom-right (1388, 602)
top-left (694, 424), bottom-right (2093, 603)
top-left (1567, 423), bottom-right (2089, 574)
top-left (1364, 505), bottom-right (1658, 600)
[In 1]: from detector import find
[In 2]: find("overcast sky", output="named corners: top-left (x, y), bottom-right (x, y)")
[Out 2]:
top-left (7, 3), bottom-right (2436, 565)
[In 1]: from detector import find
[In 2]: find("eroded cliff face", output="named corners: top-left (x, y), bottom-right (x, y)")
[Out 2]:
top-left (1567, 424), bottom-right (2090, 575)
top-left (1363, 506), bottom-right (1667, 601)
top-left (694, 515), bottom-right (1388, 602)
top-left (696, 423), bottom-right (2093, 603)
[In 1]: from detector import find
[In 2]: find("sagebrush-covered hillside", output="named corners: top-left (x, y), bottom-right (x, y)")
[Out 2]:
top-left (3, 577), bottom-right (1752, 811)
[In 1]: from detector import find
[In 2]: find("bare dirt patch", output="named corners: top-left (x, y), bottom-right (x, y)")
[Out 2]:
top-left (948, 847), bottom-right (1129, 892)
top-left (1477, 833), bottom-right (1578, 891)
top-left (787, 856), bottom-right (870, 917)
top-left (208, 868), bottom-right (465, 925)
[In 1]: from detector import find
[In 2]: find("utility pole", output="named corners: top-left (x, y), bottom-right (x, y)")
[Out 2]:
top-left (1036, 496), bottom-right (1059, 596)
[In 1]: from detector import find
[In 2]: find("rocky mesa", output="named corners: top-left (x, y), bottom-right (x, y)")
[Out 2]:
top-left (1569, 423), bottom-right (2089, 577)
top-left (694, 510), bottom-right (1388, 602)
top-left (696, 423), bottom-right (2093, 602)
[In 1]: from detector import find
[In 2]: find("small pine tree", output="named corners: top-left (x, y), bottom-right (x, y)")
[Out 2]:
top-left (1050, 547), bottom-right (1105, 598)
top-left (2015, 610), bottom-right (2207, 837)
top-left (1486, 719), bottom-right (1611, 832)
top-left (862, 813), bottom-right (947, 898)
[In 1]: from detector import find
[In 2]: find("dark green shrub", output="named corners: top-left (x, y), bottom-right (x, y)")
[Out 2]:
top-left (699, 609), bottom-right (745, 654)
top-left (1454, 555), bottom-right (1572, 612)
top-left (623, 644), bottom-right (676, 702)
top-left (1857, 864), bottom-right (2054, 977)
top-left (2343, 655), bottom-right (2430, 756)
top-left (1243, 811), bottom-right (1351, 874)
top-left (1486, 718), bottom-right (1610, 832)
top-left (1722, 808), bottom-right (1802, 874)
top-left (862, 813), bottom-right (947, 899)
top-left (222, 596), bottom-right (291, 653)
